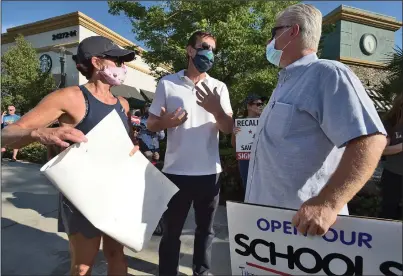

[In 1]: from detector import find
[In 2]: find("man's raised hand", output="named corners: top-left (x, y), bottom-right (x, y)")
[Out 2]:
top-left (160, 106), bottom-right (188, 128)
top-left (195, 82), bottom-right (223, 116)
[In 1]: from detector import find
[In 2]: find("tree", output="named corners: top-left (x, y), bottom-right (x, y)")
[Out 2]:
top-left (1, 35), bottom-right (56, 114)
top-left (109, 0), bottom-right (298, 116)
top-left (377, 46), bottom-right (403, 105)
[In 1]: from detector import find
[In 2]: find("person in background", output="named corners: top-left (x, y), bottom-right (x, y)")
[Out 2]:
top-left (245, 3), bottom-right (387, 236)
top-left (146, 31), bottom-right (233, 276)
top-left (379, 93), bottom-right (403, 220)
top-left (1, 106), bottom-right (21, 161)
top-left (138, 102), bottom-right (165, 163)
top-left (1, 36), bottom-right (138, 276)
top-left (231, 94), bottom-right (266, 189)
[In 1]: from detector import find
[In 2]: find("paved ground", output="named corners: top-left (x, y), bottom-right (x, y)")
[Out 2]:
top-left (1, 159), bottom-right (231, 275)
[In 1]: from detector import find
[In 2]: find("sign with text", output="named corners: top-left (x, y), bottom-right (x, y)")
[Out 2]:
top-left (227, 201), bottom-right (402, 276)
top-left (52, 30), bottom-right (77, 41)
top-left (235, 118), bottom-right (259, 160)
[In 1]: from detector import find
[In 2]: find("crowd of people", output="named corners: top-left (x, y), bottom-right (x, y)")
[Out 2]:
top-left (1, 3), bottom-right (402, 276)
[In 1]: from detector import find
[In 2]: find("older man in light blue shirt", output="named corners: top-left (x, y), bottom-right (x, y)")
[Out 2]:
top-left (245, 3), bottom-right (387, 236)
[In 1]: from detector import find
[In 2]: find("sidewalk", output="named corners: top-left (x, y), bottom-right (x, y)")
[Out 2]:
top-left (1, 160), bottom-right (231, 275)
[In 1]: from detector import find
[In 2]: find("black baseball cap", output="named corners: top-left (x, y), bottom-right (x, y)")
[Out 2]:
top-left (74, 36), bottom-right (136, 64)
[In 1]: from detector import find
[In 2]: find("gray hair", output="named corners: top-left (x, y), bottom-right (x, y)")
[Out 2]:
top-left (276, 3), bottom-right (322, 51)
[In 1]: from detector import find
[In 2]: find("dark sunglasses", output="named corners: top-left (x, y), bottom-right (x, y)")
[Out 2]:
top-left (97, 55), bottom-right (124, 67)
top-left (251, 102), bottom-right (264, 107)
top-left (195, 42), bottom-right (216, 52)
top-left (270, 25), bottom-right (302, 40)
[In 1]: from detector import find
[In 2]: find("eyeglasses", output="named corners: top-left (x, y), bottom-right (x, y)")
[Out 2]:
top-left (251, 102), bottom-right (264, 107)
top-left (98, 56), bottom-right (124, 67)
top-left (270, 25), bottom-right (302, 41)
top-left (195, 42), bottom-right (216, 52)
top-left (270, 25), bottom-right (291, 40)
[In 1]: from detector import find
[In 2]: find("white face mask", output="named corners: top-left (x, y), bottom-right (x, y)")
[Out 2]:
top-left (266, 28), bottom-right (291, 67)
top-left (99, 65), bottom-right (127, 86)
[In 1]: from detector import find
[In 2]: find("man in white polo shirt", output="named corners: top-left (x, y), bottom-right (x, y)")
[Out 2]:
top-left (147, 31), bottom-right (233, 276)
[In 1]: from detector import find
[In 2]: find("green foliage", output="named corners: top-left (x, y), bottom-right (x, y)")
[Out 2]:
top-left (108, 0), bottom-right (299, 115)
top-left (3, 142), bottom-right (47, 164)
top-left (1, 35), bottom-right (56, 114)
top-left (377, 46), bottom-right (403, 104)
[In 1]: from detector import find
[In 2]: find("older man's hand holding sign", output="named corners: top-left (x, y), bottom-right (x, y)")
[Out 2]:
top-left (195, 82), bottom-right (233, 134)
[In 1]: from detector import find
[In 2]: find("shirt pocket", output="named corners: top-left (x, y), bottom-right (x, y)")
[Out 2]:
top-left (265, 101), bottom-right (294, 139)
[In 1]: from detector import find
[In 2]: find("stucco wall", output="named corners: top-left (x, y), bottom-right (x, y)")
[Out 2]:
top-left (339, 21), bottom-right (395, 63)
top-left (1, 26), bottom-right (80, 87)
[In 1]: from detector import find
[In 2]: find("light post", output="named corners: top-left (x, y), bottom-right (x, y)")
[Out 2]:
top-left (59, 47), bottom-right (66, 88)
top-left (50, 46), bottom-right (73, 89)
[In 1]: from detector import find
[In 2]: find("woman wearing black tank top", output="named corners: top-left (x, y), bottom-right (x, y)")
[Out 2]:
top-left (2, 36), bottom-right (139, 275)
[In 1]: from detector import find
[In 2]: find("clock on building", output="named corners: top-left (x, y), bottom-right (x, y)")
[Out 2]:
top-left (39, 54), bottom-right (52, 73)
top-left (360, 34), bottom-right (377, 56)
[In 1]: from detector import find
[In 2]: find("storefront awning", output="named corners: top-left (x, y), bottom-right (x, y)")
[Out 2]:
top-left (111, 85), bottom-right (144, 101)
top-left (140, 89), bottom-right (155, 102)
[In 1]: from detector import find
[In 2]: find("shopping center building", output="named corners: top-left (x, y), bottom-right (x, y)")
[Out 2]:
top-left (1, 5), bottom-right (402, 111)
top-left (1, 11), bottom-right (168, 105)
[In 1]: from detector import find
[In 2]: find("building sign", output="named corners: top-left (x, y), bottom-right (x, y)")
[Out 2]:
top-left (235, 118), bottom-right (259, 160)
top-left (52, 30), bottom-right (77, 41)
top-left (227, 201), bottom-right (403, 276)
top-left (39, 54), bottom-right (52, 73)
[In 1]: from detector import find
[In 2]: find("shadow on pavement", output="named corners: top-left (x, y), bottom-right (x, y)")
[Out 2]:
top-left (1, 217), bottom-right (168, 275)
top-left (1, 217), bottom-right (71, 275)
top-left (6, 192), bottom-right (59, 219)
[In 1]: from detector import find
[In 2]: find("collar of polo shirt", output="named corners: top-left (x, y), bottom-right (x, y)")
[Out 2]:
top-left (177, 69), bottom-right (212, 86)
top-left (279, 53), bottom-right (318, 79)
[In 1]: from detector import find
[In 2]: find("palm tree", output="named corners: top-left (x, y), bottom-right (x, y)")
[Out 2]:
top-left (377, 46), bottom-right (403, 105)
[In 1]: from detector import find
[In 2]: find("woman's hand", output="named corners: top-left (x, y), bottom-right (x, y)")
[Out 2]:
top-left (233, 127), bottom-right (241, 135)
top-left (129, 145), bottom-right (140, 156)
top-left (30, 126), bottom-right (87, 147)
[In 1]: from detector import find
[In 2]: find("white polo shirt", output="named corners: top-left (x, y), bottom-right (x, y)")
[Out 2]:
top-left (149, 70), bottom-right (233, 176)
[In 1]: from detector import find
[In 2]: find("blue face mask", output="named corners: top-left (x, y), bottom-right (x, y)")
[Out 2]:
top-left (266, 28), bottom-right (291, 67)
top-left (192, 49), bottom-right (214, 73)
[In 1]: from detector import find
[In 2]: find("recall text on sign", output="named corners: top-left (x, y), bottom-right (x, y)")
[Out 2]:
top-left (235, 118), bottom-right (259, 161)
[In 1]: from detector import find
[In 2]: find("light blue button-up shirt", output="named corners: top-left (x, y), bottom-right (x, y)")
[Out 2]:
top-left (245, 53), bottom-right (386, 215)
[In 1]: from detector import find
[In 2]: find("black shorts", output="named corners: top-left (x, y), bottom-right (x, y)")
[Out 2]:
top-left (57, 194), bottom-right (101, 238)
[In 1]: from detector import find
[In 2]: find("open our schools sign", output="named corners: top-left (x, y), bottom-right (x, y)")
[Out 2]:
top-left (227, 201), bottom-right (402, 276)
top-left (235, 118), bottom-right (259, 160)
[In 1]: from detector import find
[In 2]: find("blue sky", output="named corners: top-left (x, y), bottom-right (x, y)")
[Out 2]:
top-left (2, 1), bottom-right (402, 50)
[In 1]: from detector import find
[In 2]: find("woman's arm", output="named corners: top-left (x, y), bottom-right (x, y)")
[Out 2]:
top-left (231, 132), bottom-right (236, 148)
top-left (383, 143), bottom-right (403, 156)
top-left (118, 96), bottom-right (137, 145)
top-left (2, 88), bottom-right (86, 148)
top-left (231, 127), bottom-right (241, 148)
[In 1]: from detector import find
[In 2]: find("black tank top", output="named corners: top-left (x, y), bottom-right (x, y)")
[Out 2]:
top-left (76, 85), bottom-right (130, 135)
top-left (58, 85), bottom-right (130, 212)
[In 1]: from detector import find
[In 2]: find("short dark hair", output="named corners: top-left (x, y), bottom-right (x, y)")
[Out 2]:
top-left (72, 55), bottom-right (94, 80)
top-left (187, 31), bottom-right (216, 48)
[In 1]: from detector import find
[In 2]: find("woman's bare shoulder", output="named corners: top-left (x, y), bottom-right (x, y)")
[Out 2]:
top-left (117, 96), bottom-right (130, 112)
